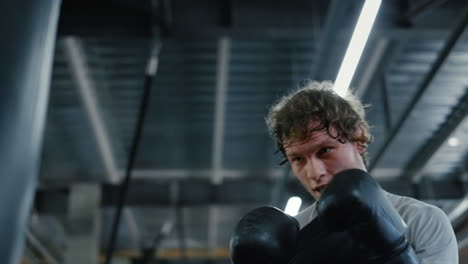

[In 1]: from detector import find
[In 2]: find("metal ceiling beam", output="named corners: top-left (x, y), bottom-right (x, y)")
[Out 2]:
top-left (124, 208), bottom-right (141, 248)
top-left (208, 36), bottom-right (231, 258)
top-left (26, 230), bottom-right (60, 264)
top-left (380, 74), bottom-right (393, 133)
top-left (355, 38), bottom-right (396, 99)
top-left (114, 178), bottom-right (460, 204)
top-left (368, 4), bottom-right (468, 171)
top-left (64, 183), bottom-right (101, 264)
top-left (63, 37), bottom-right (121, 184)
top-left (63, 37), bottom-right (145, 253)
top-left (35, 178), bottom-right (464, 213)
top-left (403, 89), bottom-right (468, 182)
top-left (310, 0), bottom-right (354, 80)
top-left (149, 27), bottom-right (451, 40)
top-left (57, 25), bottom-right (454, 40)
top-left (211, 36), bottom-right (230, 185)
top-left (402, 0), bottom-right (449, 22)
top-left (171, 181), bottom-right (187, 260)
top-left (37, 169), bottom-right (286, 187)
top-left (130, 168), bottom-right (284, 180)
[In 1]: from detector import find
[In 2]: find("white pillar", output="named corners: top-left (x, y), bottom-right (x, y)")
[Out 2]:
top-left (65, 183), bottom-right (101, 264)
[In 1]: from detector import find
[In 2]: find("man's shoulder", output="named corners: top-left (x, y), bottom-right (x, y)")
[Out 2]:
top-left (384, 191), bottom-right (444, 220)
top-left (384, 191), bottom-right (457, 261)
top-left (294, 202), bottom-right (317, 229)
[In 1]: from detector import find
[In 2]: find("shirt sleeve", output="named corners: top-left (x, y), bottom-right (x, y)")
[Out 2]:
top-left (406, 204), bottom-right (458, 264)
top-left (294, 203), bottom-right (317, 229)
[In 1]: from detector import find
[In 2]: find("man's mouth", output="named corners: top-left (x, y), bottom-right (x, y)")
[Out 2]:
top-left (314, 185), bottom-right (327, 195)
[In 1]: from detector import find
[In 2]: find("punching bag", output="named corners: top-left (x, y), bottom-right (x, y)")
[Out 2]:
top-left (0, 1), bottom-right (61, 263)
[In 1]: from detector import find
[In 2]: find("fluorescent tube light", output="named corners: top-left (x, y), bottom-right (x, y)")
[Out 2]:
top-left (334, 0), bottom-right (382, 97)
top-left (284, 196), bottom-right (302, 216)
top-left (448, 137), bottom-right (460, 147)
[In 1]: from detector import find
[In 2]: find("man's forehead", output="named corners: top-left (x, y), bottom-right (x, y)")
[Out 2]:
top-left (285, 120), bottom-right (337, 143)
top-left (284, 128), bottom-right (336, 152)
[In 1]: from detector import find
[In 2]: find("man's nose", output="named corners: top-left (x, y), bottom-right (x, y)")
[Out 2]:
top-left (306, 158), bottom-right (325, 181)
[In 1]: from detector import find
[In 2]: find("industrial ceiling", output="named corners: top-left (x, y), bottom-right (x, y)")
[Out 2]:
top-left (25, 0), bottom-right (468, 263)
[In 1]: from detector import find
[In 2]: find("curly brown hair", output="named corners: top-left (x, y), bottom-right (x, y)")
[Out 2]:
top-left (265, 80), bottom-right (373, 166)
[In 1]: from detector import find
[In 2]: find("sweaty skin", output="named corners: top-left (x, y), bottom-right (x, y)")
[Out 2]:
top-left (285, 120), bottom-right (366, 200)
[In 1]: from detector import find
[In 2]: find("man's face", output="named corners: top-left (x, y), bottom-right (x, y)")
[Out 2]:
top-left (284, 120), bottom-right (366, 200)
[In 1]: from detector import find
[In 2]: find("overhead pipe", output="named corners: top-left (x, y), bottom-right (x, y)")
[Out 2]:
top-left (403, 89), bottom-right (468, 181)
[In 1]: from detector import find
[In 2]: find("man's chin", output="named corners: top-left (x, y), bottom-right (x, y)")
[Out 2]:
top-left (311, 191), bottom-right (321, 201)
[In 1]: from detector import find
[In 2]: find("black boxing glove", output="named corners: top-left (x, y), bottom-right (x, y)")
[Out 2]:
top-left (290, 217), bottom-right (367, 264)
top-left (229, 206), bottom-right (300, 264)
top-left (316, 169), bottom-right (420, 264)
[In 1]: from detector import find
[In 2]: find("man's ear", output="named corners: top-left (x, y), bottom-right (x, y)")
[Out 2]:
top-left (353, 126), bottom-right (367, 154)
top-left (356, 141), bottom-right (367, 154)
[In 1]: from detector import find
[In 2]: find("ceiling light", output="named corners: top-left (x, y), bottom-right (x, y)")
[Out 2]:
top-left (448, 137), bottom-right (460, 147)
top-left (284, 196), bottom-right (302, 216)
top-left (334, 0), bottom-right (382, 97)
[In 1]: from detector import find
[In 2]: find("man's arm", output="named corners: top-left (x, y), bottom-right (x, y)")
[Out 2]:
top-left (406, 204), bottom-right (458, 264)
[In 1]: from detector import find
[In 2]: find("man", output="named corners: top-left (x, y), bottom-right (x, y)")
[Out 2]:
top-left (263, 80), bottom-right (458, 263)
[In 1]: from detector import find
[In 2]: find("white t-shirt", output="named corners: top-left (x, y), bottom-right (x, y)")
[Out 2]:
top-left (294, 191), bottom-right (458, 264)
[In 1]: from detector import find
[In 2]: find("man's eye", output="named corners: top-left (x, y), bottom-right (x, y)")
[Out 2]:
top-left (319, 147), bottom-right (332, 155)
top-left (291, 157), bottom-right (303, 163)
